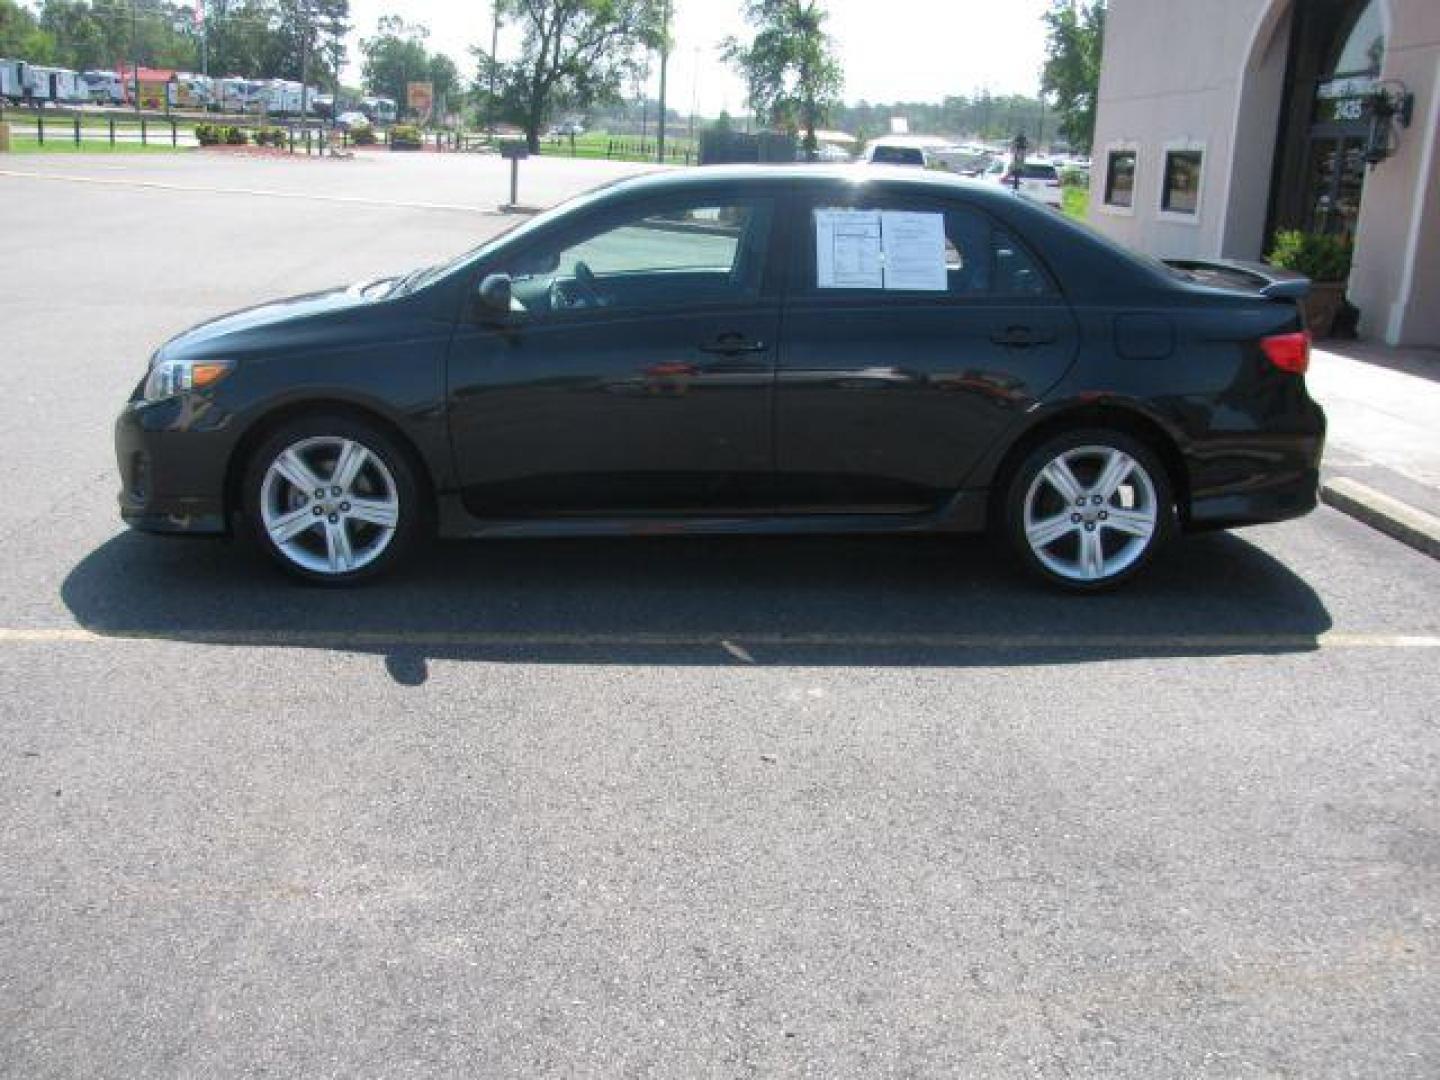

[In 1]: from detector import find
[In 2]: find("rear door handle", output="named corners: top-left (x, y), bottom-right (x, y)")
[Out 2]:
top-left (990, 325), bottom-right (1056, 348)
top-left (699, 333), bottom-right (769, 356)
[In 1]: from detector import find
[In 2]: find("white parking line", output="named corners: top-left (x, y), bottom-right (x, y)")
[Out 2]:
top-left (0, 168), bottom-right (501, 214)
top-left (0, 627), bottom-right (1436, 650)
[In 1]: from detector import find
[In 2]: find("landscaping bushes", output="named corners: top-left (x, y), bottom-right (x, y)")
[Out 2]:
top-left (389, 124), bottom-right (423, 151)
top-left (195, 123), bottom-right (248, 146)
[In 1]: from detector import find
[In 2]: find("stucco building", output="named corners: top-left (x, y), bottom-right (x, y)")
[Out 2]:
top-left (1088, 0), bottom-right (1439, 346)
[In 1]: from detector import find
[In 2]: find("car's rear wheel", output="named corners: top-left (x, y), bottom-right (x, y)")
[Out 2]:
top-left (1001, 428), bottom-right (1175, 591)
top-left (243, 415), bottom-right (420, 583)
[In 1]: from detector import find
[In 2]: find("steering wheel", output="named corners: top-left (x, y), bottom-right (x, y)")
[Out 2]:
top-left (572, 260), bottom-right (606, 307)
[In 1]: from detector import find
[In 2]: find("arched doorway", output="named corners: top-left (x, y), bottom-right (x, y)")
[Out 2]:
top-left (1267, 0), bottom-right (1387, 241)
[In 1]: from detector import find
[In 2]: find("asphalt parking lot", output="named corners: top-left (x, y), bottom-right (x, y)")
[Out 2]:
top-left (2, 152), bottom-right (1438, 1078)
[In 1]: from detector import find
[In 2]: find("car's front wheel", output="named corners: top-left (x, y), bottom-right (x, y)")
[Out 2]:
top-left (1001, 428), bottom-right (1175, 591)
top-left (242, 415), bottom-right (421, 583)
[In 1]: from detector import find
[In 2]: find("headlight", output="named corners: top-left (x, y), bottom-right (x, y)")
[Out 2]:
top-left (143, 358), bottom-right (233, 402)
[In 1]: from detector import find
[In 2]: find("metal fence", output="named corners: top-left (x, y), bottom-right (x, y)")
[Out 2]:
top-left (0, 106), bottom-right (702, 163)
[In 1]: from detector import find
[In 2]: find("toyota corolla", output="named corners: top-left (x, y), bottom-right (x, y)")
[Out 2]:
top-left (115, 166), bottom-right (1325, 590)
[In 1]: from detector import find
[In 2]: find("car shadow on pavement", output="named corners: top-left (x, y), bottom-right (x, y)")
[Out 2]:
top-left (60, 528), bottom-right (1333, 684)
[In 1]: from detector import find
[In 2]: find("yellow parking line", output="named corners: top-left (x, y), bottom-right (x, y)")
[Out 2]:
top-left (0, 627), bottom-right (1436, 650)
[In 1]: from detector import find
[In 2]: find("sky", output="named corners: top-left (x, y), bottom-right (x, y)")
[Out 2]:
top-left (342, 0), bottom-right (1053, 115)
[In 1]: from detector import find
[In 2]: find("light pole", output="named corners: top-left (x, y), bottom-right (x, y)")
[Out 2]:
top-left (655, 0), bottom-right (670, 162)
top-left (688, 44), bottom-right (698, 144)
top-left (298, 0), bottom-right (311, 130)
top-left (131, 0), bottom-right (140, 112)
top-left (487, 1), bottom-right (500, 137)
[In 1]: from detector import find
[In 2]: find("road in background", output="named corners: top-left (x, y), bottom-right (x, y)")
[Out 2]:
top-left (2, 154), bottom-right (1438, 1078)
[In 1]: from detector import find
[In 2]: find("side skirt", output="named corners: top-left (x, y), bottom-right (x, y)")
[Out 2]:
top-left (435, 490), bottom-right (989, 540)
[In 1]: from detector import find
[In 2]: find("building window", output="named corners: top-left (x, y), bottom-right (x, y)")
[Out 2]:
top-left (1104, 149), bottom-right (1137, 208)
top-left (1161, 149), bottom-right (1203, 215)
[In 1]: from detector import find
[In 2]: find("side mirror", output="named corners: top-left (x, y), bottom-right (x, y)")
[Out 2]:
top-left (477, 273), bottom-right (513, 316)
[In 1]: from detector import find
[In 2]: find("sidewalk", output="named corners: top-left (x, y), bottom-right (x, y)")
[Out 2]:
top-left (1306, 341), bottom-right (1440, 557)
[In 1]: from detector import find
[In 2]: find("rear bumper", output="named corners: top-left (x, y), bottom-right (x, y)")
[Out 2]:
top-left (1184, 395), bottom-right (1326, 531)
top-left (1187, 465), bottom-right (1321, 531)
top-left (115, 398), bottom-right (232, 536)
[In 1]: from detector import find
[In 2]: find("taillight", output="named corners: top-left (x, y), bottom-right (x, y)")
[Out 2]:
top-left (1260, 331), bottom-right (1311, 374)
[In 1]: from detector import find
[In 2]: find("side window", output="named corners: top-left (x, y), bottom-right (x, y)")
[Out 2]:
top-left (991, 230), bottom-right (1052, 297)
top-left (504, 199), bottom-right (772, 317)
top-left (806, 202), bottom-right (1055, 299)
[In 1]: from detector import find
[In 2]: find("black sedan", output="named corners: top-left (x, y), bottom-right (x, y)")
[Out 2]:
top-left (116, 166), bottom-right (1325, 590)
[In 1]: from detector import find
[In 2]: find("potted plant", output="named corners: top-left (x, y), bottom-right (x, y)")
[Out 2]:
top-left (1266, 230), bottom-right (1354, 337)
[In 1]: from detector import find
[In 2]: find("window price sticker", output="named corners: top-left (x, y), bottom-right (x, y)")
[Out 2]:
top-left (815, 209), bottom-right (947, 291)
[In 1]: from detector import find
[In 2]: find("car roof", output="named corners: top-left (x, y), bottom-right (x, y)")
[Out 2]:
top-left (596, 164), bottom-right (1021, 206)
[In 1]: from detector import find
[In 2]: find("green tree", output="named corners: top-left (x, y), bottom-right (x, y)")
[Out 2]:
top-left (473, 0), bottom-right (664, 152)
top-left (360, 14), bottom-right (430, 109)
top-left (37, 0), bottom-right (110, 71)
top-left (722, 0), bottom-right (842, 159)
top-left (427, 51), bottom-right (459, 110)
top-left (206, 0), bottom-right (280, 77)
top-left (1040, 0), bottom-right (1105, 154)
top-left (1, 0), bottom-right (58, 62)
top-left (266, 0), bottom-right (351, 85)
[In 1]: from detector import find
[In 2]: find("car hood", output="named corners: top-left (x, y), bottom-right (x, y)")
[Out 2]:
top-left (156, 278), bottom-right (397, 361)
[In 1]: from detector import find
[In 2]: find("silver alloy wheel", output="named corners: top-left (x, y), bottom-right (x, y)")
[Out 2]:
top-left (1022, 445), bottom-right (1159, 583)
top-left (259, 436), bottom-right (400, 575)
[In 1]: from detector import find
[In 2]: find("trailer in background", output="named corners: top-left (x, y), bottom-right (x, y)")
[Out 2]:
top-left (361, 96), bottom-right (397, 124)
top-left (82, 70), bottom-right (126, 105)
top-left (24, 66), bottom-right (89, 105)
top-left (212, 77), bottom-right (263, 113)
top-left (171, 73), bottom-right (213, 109)
top-left (1, 59), bottom-right (28, 102)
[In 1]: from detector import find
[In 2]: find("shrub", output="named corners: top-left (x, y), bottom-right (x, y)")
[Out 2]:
top-left (254, 127), bottom-right (287, 148)
top-left (349, 126), bottom-right (376, 146)
top-left (194, 123), bottom-right (220, 146)
top-left (1059, 165), bottom-right (1090, 189)
top-left (223, 125), bottom-right (248, 146)
top-left (1267, 230), bottom-right (1353, 283)
top-left (389, 123), bottom-right (423, 150)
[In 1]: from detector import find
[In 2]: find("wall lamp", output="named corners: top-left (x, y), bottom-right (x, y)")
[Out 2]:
top-left (1364, 80), bottom-right (1415, 166)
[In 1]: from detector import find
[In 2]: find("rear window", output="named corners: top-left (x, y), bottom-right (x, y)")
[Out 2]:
top-left (870, 146), bottom-right (925, 166)
top-left (1019, 164), bottom-right (1058, 180)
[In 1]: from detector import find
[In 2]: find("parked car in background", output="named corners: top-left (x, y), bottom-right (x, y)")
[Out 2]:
top-left (863, 140), bottom-right (929, 167)
top-left (116, 167), bottom-right (1325, 591)
top-left (334, 111), bottom-right (371, 132)
top-left (988, 160), bottom-right (1065, 209)
top-left (929, 143), bottom-right (994, 177)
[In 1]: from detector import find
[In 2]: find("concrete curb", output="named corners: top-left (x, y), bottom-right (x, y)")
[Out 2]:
top-left (1321, 477), bottom-right (1440, 560)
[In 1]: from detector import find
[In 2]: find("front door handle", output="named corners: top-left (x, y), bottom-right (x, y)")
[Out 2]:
top-left (699, 333), bottom-right (769, 356)
top-left (990, 325), bottom-right (1056, 348)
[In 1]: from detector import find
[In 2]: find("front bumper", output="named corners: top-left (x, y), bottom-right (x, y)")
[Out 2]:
top-left (115, 397), bottom-right (233, 535)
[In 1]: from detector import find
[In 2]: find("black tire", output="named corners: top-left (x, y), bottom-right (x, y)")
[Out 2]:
top-left (242, 413), bottom-right (422, 584)
top-left (998, 427), bottom-right (1176, 592)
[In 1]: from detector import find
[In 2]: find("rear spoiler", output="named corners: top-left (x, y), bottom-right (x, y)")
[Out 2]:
top-left (1163, 258), bottom-right (1312, 301)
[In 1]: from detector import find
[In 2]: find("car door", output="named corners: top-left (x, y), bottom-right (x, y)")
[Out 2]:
top-left (446, 189), bottom-right (782, 516)
top-left (774, 185), bottom-right (1079, 510)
